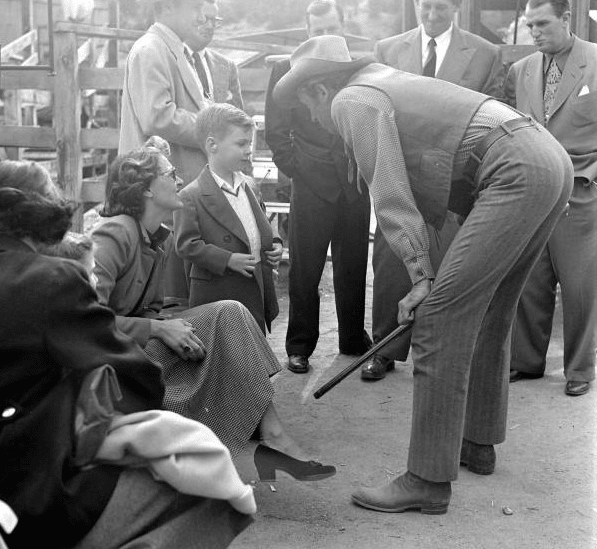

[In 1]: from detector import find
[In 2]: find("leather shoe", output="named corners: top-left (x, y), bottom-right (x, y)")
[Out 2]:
top-left (287, 355), bottom-right (309, 374)
top-left (509, 370), bottom-right (543, 383)
top-left (565, 380), bottom-right (590, 396)
top-left (361, 355), bottom-right (395, 381)
top-left (351, 471), bottom-right (450, 515)
top-left (459, 438), bottom-right (495, 475)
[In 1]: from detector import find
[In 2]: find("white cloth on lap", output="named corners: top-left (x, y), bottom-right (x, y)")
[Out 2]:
top-left (95, 410), bottom-right (256, 515)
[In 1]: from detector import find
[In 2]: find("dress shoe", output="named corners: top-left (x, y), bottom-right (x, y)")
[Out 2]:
top-left (459, 438), bottom-right (495, 475)
top-left (339, 331), bottom-right (373, 356)
top-left (253, 444), bottom-right (336, 482)
top-left (509, 370), bottom-right (543, 383)
top-left (351, 471), bottom-right (450, 515)
top-left (565, 380), bottom-right (590, 396)
top-left (287, 355), bottom-right (309, 374)
top-left (361, 354), bottom-right (395, 381)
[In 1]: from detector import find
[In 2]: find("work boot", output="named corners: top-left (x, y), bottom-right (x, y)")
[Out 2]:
top-left (351, 471), bottom-right (451, 515)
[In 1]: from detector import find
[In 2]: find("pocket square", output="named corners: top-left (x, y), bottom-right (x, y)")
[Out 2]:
top-left (578, 85), bottom-right (590, 96)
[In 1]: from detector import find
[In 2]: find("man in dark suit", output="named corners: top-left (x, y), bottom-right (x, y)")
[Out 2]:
top-left (362, 0), bottom-right (505, 381)
top-left (264, 0), bottom-right (371, 374)
top-left (273, 34), bottom-right (572, 515)
top-left (184, 0), bottom-right (244, 109)
top-left (505, 0), bottom-right (597, 396)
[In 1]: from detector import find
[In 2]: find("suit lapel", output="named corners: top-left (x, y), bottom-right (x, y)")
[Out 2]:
top-left (523, 53), bottom-right (546, 123)
top-left (198, 171), bottom-right (249, 246)
top-left (437, 27), bottom-right (474, 84)
top-left (149, 24), bottom-right (206, 112)
top-left (549, 39), bottom-right (585, 119)
top-left (403, 29), bottom-right (423, 74)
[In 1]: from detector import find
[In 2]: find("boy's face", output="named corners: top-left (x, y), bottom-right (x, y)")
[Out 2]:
top-left (211, 126), bottom-right (253, 173)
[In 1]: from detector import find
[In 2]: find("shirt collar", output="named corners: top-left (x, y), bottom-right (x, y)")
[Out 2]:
top-left (421, 23), bottom-right (453, 50)
top-left (210, 167), bottom-right (247, 193)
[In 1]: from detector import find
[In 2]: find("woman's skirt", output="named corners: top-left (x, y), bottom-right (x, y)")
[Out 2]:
top-left (144, 300), bottom-right (281, 456)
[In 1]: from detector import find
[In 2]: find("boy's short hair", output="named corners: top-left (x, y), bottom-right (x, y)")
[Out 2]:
top-left (196, 103), bottom-right (254, 148)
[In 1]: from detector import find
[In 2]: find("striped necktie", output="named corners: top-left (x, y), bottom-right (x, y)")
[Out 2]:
top-left (543, 56), bottom-right (562, 121)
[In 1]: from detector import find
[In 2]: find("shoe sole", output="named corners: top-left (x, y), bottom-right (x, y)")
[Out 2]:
top-left (565, 389), bottom-right (589, 396)
top-left (351, 495), bottom-right (448, 515)
top-left (258, 470), bottom-right (336, 482)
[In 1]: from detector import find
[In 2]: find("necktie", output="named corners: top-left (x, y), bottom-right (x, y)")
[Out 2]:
top-left (192, 51), bottom-right (212, 100)
top-left (422, 38), bottom-right (437, 77)
top-left (543, 57), bottom-right (562, 120)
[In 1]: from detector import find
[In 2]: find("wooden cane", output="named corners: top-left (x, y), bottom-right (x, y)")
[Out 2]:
top-left (313, 323), bottom-right (413, 399)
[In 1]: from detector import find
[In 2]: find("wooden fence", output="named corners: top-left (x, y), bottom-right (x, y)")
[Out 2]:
top-left (0, 22), bottom-right (294, 230)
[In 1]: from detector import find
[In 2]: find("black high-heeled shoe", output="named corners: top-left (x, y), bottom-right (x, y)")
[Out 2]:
top-left (254, 444), bottom-right (336, 482)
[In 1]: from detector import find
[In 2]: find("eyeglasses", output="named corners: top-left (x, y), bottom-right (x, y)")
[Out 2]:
top-left (159, 168), bottom-right (178, 182)
top-left (200, 15), bottom-right (223, 28)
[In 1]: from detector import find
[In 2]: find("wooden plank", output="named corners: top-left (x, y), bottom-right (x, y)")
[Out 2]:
top-left (22, 52), bottom-right (39, 66)
top-left (78, 38), bottom-right (93, 65)
top-left (81, 127), bottom-right (120, 149)
top-left (79, 67), bottom-right (124, 90)
top-left (0, 69), bottom-right (54, 90)
top-left (53, 29), bottom-right (83, 231)
top-left (54, 21), bottom-right (142, 41)
top-left (1, 29), bottom-right (37, 62)
top-left (81, 176), bottom-right (106, 204)
top-left (239, 68), bottom-right (271, 92)
top-left (0, 126), bottom-right (55, 148)
top-left (211, 39), bottom-right (294, 55)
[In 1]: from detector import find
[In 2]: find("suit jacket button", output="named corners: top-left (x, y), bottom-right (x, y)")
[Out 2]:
top-left (223, 235), bottom-right (231, 243)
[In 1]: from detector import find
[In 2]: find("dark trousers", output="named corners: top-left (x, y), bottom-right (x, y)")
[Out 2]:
top-left (511, 178), bottom-right (597, 382)
top-left (372, 213), bottom-right (460, 361)
top-left (285, 180), bottom-right (370, 357)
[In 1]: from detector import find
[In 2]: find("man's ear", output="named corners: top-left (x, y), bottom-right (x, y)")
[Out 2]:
top-left (205, 136), bottom-right (218, 153)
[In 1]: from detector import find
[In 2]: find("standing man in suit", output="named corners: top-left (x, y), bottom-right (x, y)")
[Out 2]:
top-left (362, 0), bottom-right (505, 381)
top-left (184, 1), bottom-right (244, 110)
top-left (272, 34), bottom-right (572, 515)
top-left (265, 0), bottom-right (371, 374)
top-left (120, 0), bottom-right (214, 299)
top-left (506, 0), bottom-right (597, 396)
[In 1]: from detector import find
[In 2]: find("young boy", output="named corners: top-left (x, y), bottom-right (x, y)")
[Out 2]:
top-left (174, 104), bottom-right (283, 334)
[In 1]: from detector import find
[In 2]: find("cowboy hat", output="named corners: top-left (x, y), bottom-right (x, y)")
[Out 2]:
top-left (272, 35), bottom-right (373, 107)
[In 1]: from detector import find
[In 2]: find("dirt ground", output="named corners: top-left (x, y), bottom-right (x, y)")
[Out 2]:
top-left (230, 244), bottom-right (597, 549)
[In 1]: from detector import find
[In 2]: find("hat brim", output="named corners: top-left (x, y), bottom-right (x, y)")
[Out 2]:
top-left (273, 56), bottom-right (373, 107)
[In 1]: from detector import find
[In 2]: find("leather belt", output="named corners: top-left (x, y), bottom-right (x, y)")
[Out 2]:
top-left (465, 116), bottom-right (537, 170)
top-left (449, 116), bottom-right (537, 218)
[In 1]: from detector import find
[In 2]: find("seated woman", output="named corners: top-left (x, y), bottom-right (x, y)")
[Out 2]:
top-left (0, 160), bottom-right (251, 549)
top-left (91, 142), bottom-right (335, 480)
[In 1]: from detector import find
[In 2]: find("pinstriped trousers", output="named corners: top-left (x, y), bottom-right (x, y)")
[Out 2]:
top-left (407, 123), bottom-right (574, 482)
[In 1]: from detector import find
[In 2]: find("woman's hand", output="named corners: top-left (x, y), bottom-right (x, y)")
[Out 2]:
top-left (150, 318), bottom-right (206, 361)
top-left (397, 278), bottom-right (432, 326)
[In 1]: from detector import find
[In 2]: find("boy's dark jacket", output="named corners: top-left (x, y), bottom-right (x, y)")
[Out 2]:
top-left (174, 167), bottom-right (279, 332)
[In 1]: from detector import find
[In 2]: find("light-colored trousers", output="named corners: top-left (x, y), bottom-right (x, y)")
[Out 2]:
top-left (511, 178), bottom-right (597, 382)
top-left (407, 123), bottom-right (574, 482)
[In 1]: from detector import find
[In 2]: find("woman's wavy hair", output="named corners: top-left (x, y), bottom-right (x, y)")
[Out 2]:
top-left (101, 146), bottom-right (163, 219)
top-left (0, 160), bottom-right (75, 244)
